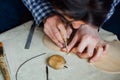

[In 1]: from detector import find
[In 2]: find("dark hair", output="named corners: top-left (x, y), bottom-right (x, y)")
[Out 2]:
top-left (49, 0), bottom-right (113, 27)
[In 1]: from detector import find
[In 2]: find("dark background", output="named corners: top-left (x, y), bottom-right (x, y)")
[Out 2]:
top-left (0, 0), bottom-right (32, 33)
top-left (102, 3), bottom-right (120, 40)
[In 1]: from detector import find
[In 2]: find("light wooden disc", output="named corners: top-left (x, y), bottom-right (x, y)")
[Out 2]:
top-left (47, 55), bottom-right (66, 70)
top-left (93, 41), bottom-right (120, 73)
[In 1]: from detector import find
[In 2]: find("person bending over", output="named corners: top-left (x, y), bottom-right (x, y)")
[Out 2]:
top-left (44, 0), bottom-right (112, 62)
top-left (22, 0), bottom-right (119, 62)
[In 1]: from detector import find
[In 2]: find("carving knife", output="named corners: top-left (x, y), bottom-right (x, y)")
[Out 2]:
top-left (0, 42), bottom-right (11, 80)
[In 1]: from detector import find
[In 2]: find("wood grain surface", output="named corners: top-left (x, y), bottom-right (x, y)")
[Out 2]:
top-left (43, 35), bottom-right (120, 73)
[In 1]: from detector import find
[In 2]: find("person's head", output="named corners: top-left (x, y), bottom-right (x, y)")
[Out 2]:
top-left (49, 0), bottom-right (113, 28)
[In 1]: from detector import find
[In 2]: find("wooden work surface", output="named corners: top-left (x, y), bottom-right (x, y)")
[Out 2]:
top-left (0, 21), bottom-right (120, 80)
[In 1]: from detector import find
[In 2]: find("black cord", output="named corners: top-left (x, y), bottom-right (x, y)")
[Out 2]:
top-left (15, 53), bottom-right (46, 80)
top-left (46, 65), bottom-right (49, 80)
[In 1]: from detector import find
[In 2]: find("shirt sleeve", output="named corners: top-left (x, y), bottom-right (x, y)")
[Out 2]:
top-left (22, 0), bottom-right (56, 25)
top-left (104, 0), bottom-right (120, 22)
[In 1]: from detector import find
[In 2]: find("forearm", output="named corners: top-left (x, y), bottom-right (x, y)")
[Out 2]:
top-left (22, 0), bottom-right (56, 25)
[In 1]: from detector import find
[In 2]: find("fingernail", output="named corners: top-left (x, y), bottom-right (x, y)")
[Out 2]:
top-left (58, 43), bottom-right (63, 48)
top-left (61, 48), bottom-right (66, 52)
top-left (90, 60), bottom-right (94, 63)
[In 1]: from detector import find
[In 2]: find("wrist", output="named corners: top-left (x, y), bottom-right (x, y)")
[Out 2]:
top-left (88, 24), bottom-right (99, 31)
top-left (43, 13), bottom-right (57, 24)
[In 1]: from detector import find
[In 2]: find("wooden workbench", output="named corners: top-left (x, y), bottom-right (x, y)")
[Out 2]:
top-left (0, 21), bottom-right (119, 80)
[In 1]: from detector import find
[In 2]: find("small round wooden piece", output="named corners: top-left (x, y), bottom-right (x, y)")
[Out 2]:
top-left (47, 55), bottom-right (66, 70)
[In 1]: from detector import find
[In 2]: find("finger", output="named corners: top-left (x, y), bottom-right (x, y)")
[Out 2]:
top-left (58, 23), bottom-right (67, 40)
top-left (77, 37), bottom-right (88, 54)
top-left (77, 52), bottom-right (89, 59)
top-left (81, 45), bottom-right (95, 58)
top-left (66, 26), bottom-right (72, 39)
top-left (51, 24), bottom-right (64, 44)
top-left (62, 33), bottom-right (78, 52)
top-left (44, 24), bottom-right (63, 47)
top-left (90, 47), bottom-right (103, 63)
top-left (77, 45), bottom-right (94, 59)
top-left (87, 44), bottom-right (96, 57)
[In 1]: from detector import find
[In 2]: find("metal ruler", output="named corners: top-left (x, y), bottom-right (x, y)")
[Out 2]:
top-left (25, 21), bottom-right (36, 49)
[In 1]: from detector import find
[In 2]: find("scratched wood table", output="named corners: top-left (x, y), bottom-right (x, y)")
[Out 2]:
top-left (0, 21), bottom-right (120, 80)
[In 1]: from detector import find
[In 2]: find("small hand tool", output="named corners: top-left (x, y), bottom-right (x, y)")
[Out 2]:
top-left (63, 38), bottom-right (69, 54)
top-left (0, 42), bottom-right (11, 80)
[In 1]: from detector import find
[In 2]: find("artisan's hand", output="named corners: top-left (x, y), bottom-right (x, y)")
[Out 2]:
top-left (44, 14), bottom-right (72, 48)
top-left (63, 24), bottom-right (109, 62)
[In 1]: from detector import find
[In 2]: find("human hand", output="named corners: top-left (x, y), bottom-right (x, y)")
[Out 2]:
top-left (43, 14), bottom-right (72, 48)
top-left (62, 24), bottom-right (109, 63)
